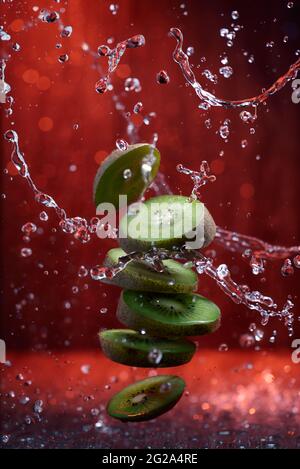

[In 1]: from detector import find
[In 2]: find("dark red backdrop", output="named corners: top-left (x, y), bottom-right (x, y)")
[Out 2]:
top-left (1, 0), bottom-right (300, 349)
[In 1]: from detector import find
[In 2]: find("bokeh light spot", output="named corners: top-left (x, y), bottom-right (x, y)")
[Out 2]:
top-left (22, 69), bottom-right (39, 84)
top-left (38, 117), bottom-right (54, 132)
top-left (240, 182), bottom-right (255, 199)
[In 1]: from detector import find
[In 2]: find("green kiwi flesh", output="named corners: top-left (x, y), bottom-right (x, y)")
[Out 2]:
top-left (102, 247), bottom-right (198, 293)
top-left (117, 290), bottom-right (221, 337)
top-left (107, 375), bottom-right (185, 421)
top-left (93, 143), bottom-right (160, 209)
top-left (118, 194), bottom-right (216, 253)
top-left (99, 329), bottom-right (196, 367)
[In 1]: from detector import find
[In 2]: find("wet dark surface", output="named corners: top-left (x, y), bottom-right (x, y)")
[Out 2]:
top-left (1, 350), bottom-right (300, 448)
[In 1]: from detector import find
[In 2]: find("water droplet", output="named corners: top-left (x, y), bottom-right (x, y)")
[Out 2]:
top-left (123, 168), bottom-right (132, 180)
top-left (95, 77), bottom-right (108, 94)
top-left (231, 10), bottom-right (239, 20)
top-left (133, 101), bottom-right (143, 113)
top-left (293, 255), bottom-right (300, 268)
top-left (218, 343), bottom-right (229, 352)
top-left (90, 266), bottom-right (107, 280)
top-left (287, 2), bottom-right (294, 8)
top-left (1, 435), bottom-right (10, 444)
top-left (12, 42), bottom-right (21, 51)
top-left (81, 364), bottom-right (91, 374)
top-left (156, 70), bottom-right (170, 84)
top-left (33, 399), bottom-right (44, 414)
top-left (20, 247), bottom-right (32, 258)
top-left (78, 265), bottom-right (88, 278)
top-left (39, 211), bottom-right (48, 221)
top-left (254, 329), bottom-right (264, 342)
top-left (241, 139), bottom-right (248, 148)
top-left (97, 45), bottom-right (111, 56)
top-left (281, 258), bottom-right (294, 276)
top-left (159, 382), bottom-right (172, 393)
top-left (148, 348), bottom-right (163, 365)
top-left (124, 77), bottom-right (141, 92)
top-left (116, 139), bottom-right (128, 151)
top-left (219, 66), bottom-right (233, 78)
top-left (58, 54), bottom-right (69, 63)
top-left (100, 307), bottom-right (108, 314)
top-left (109, 3), bottom-right (119, 15)
top-left (239, 334), bottom-right (255, 348)
top-left (186, 46), bottom-right (194, 56)
top-left (21, 222), bottom-right (37, 235)
top-left (61, 26), bottom-right (73, 38)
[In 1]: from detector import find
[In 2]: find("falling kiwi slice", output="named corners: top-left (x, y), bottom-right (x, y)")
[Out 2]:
top-left (117, 290), bottom-right (221, 337)
top-left (102, 247), bottom-right (198, 293)
top-left (93, 143), bottom-right (160, 209)
top-left (118, 194), bottom-right (216, 253)
top-left (107, 375), bottom-right (185, 421)
top-left (99, 329), bottom-right (196, 367)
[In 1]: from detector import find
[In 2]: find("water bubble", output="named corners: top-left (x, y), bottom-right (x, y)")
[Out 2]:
top-left (124, 77), bottom-right (141, 92)
top-left (281, 258), bottom-right (294, 276)
top-left (33, 399), bottom-right (43, 414)
top-left (58, 54), bottom-right (69, 63)
top-left (218, 343), bottom-right (229, 352)
top-left (133, 101), bottom-right (143, 113)
top-left (219, 124), bottom-right (229, 140)
top-left (266, 41), bottom-right (275, 48)
top-left (39, 211), bottom-right (48, 221)
top-left (61, 26), bottom-right (73, 38)
top-left (241, 139), bottom-right (248, 148)
top-left (202, 69), bottom-right (218, 84)
top-left (74, 227), bottom-right (90, 244)
top-left (254, 329), bottom-right (264, 342)
top-left (21, 222), bottom-right (37, 235)
top-left (123, 168), bottom-right (132, 180)
top-left (116, 139), bottom-right (128, 151)
top-left (0, 28), bottom-right (11, 41)
top-left (20, 247), bottom-right (32, 258)
top-left (231, 10), bottom-right (239, 20)
top-left (148, 348), bottom-right (163, 365)
top-left (1, 435), bottom-right (10, 444)
top-left (78, 265), bottom-right (88, 278)
top-left (287, 2), bottom-right (294, 8)
top-left (293, 255), bottom-right (300, 268)
top-left (240, 110), bottom-right (254, 123)
top-left (43, 11), bottom-right (60, 23)
top-left (220, 56), bottom-right (228, 65)
top-left (90, 266), bottom-right (107, 280)
top-left (248, 54), bottom-right (255, 64)
top-left (186, 46), bottom-right (194, 56)
top-left (156, 70), bottom-right (170, 84)
top-left (283, 35), bottom-right (289, 43)
top-left (239, 334), bottom-right (255, 348)
top-left (126, 35), bottom-right (145, 48)
top-left (219, 66), bottom-right (233, 78)
top-left (12, 42), bottom-right (21, 51)
top-left (97, 45), bottom-right (111, 56)
top-left (100, 307), bottom-right (108, 314)
top-left (159, 382), bottom-right (172, 393)
top-left (109, 3), bottom-right (119, 15)
top-left (95, 77), bottom-right (108, 94)
top-left (80, 364), bottom-right (91, 376)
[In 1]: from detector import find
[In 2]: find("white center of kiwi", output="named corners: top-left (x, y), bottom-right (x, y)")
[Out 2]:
top-left (131, 393), bottom-right (147, 404)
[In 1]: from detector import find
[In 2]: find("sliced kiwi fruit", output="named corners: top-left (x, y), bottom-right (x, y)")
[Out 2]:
top-left (118, 194), bottom-right (216, 253)
top-left (99, 329), bottom-right (196, 367)
top-left (93, 143), bottom-right (160, 209)
top-left (102, 247), bottom-right (198, 293)
top-left (107, 375), bottom-right (185, 421)
top-left (117, 290), bottom-right (221, 337)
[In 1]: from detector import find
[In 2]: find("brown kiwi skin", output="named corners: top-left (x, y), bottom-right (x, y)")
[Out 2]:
top-left (101, 251), bottom-right (198, 294)
top-left (118, 205), bottom-right (216, 254)
top-left (99, 330), bottom-right (196, 368)
top-left (116, 292), bottom-right (221, 337)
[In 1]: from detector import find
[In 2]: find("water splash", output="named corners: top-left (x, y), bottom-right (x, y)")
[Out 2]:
top-left (169, 27), bottom-right (300, 109)
top-left (95, 34), bottom-right (146, 94)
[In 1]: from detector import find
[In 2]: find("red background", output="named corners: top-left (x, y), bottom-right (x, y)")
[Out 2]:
top-left (1, 0), bottom-right (300, 350)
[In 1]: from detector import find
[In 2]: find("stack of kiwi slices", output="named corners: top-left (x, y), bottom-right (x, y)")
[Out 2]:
top-left (94, 143), bottom-right (220, 422)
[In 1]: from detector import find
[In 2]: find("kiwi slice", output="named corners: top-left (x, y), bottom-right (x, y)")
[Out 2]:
top-left (99, 329), bottom-right (196, 367)
top-left (118, 194), bottom-right (216, 253)
top-left (93, 143), bottom-right (160, 208)
top-left (107, 375), bottom-right (185, 421)
top-left (117, 290), bottom-right (221, 337)
top-left (102, 247), bottom-right (198, 293)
